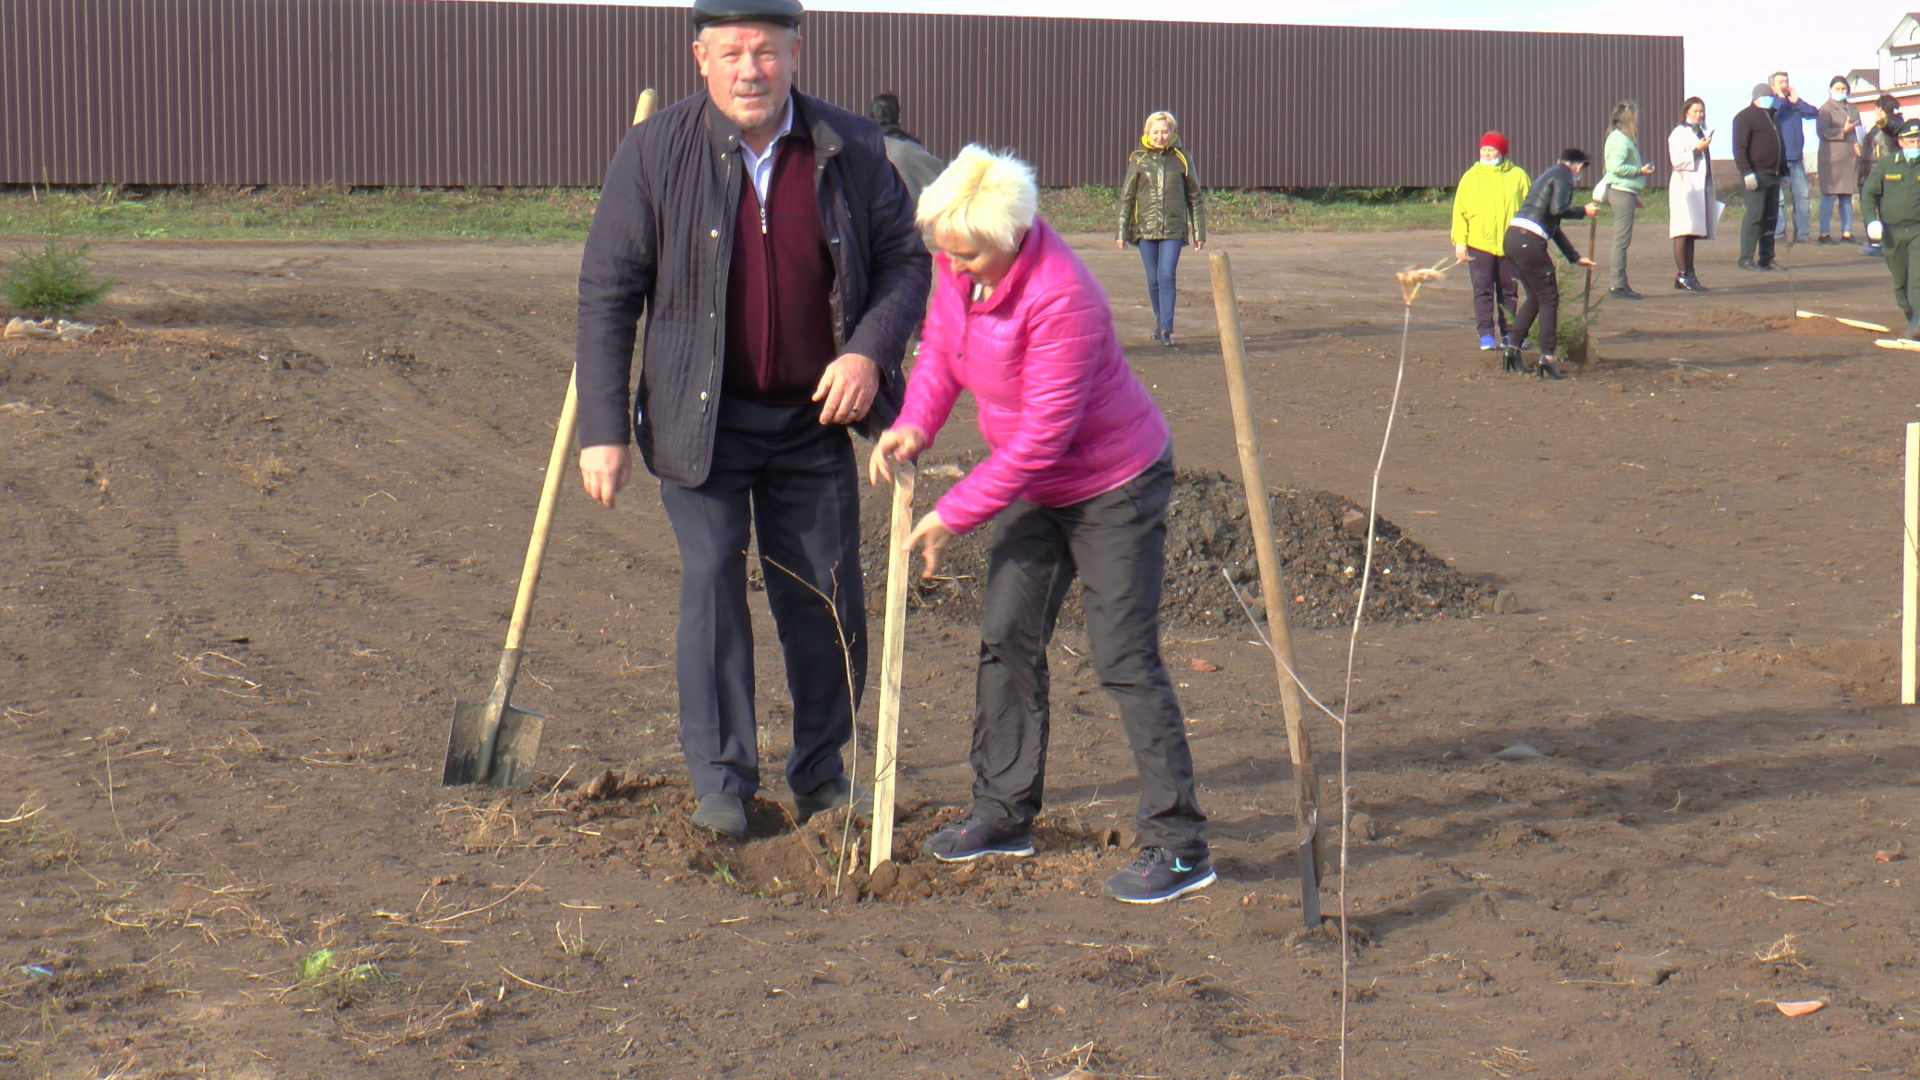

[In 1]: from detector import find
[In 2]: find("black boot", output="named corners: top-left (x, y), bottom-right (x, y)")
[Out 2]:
top-left (1685, 271), bottom-right (1710, 293)
top-left (1501, 344), bottom-right (1524, 374)
top-left (1537, 355), bottom-right (1568, 380)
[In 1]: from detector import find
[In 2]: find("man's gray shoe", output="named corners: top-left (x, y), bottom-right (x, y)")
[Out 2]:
top-left (793, 775), bottom-right (872, 823)
top-left (691, 791), bottom-right (748, 840)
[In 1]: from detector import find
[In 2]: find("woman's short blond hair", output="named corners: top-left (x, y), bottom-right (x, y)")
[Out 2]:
top-left (915, 144), bottom-right (1038, 255)
top-left (1142, 110), bottom-right (1178, 136)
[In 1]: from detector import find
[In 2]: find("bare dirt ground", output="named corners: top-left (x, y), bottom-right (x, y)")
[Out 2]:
top-left (4, 225), bottom-right (1918, 1079)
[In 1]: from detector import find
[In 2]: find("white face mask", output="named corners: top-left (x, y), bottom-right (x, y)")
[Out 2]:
top-left (1832, 89), bottom-right (1848, 101)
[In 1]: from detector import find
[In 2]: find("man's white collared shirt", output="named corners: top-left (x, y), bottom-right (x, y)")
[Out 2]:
top-left (737, 98), bottom-right (797, 205)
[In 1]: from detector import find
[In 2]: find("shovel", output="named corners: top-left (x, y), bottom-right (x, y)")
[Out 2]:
top-left (444, 87), bottom-right (660, 788)
top-left (442, 370), bottom-right (578, 786)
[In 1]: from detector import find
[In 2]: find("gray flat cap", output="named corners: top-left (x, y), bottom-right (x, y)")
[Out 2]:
top-left (692, 0), bottom-right (803, 29)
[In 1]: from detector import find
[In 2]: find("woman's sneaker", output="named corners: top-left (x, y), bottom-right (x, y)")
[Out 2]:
top-left (923, 814), bottom-right (1035, 862)
top-left (1101, 847), bottom-right (1217, 904)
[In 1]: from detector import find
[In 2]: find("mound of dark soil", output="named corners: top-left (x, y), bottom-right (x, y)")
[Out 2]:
top-left (857, 467), bottom-right (1491, 631)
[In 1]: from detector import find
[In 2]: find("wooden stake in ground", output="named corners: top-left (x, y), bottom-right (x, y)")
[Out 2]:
top-left (1904, 423), bottom-right (1918, 705)
top-left (869, 462), bottom-right (916, 870)
top-left (1208, 250), bottom-right (1322, 925)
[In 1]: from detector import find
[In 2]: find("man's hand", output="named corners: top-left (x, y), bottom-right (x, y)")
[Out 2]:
top-left (1454, 243), bottom-right (1471, 262)
top-left (579, 443), bottom-right (632, 508)
top-left (904, 510), bottom-right (955, 578)
top-left (1576, 256), bottom-right (1597, 268)
top-left (812, 352), bottom-right (880, 426)
top-left (1115, 238), bottom-right (1127, 250)
top-left (868, 425), bottom-right (929, 486)
top-left (1744, 173), bottom-right (1759, 191)
top-left (1583, 202), bottom-right (1602, 218)
top-left (1869, 220), bottom-right (1885, 242)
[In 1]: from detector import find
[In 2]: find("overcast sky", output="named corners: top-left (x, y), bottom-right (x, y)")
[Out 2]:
top-left (476, 0), bottom-right (1890, 157)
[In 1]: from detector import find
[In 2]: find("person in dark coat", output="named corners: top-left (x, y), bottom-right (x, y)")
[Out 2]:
top-left (867, 92), bottom-right (944, 208)
top-left (574, 0), bottom-right (930, 840)
top-left (1734, 83), bottom-right (1789, 271)
top-left (1862, 95), bottom-right (1905, 256)
top-left (1501, 149), bottom-right (1599, 381)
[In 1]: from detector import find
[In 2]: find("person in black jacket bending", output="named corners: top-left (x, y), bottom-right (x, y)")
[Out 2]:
top-left (1502, 149), bottom-right (1599, 381)
top-left (1733, 83), bottom-right (1789, 271)
top-left (574, 0), bottom-right (931, 840)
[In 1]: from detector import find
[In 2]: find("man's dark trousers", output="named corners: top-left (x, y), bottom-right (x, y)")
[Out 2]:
top-left (1741, 176), bottom-right (1782, 264)
top-left (967, 450), bottom-right (1207, 858)
top-left (658, 395), bottom-right (866, 801)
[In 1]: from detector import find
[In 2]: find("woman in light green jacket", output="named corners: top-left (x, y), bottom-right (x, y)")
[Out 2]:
top-left (1603, 100), bottom-right (1658, 299)
top-left (1450, 131), bottom-right (1530, 352)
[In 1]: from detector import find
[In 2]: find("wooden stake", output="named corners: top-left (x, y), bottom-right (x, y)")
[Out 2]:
top-left (1905, 423), bottom-right (1918, 705)
top-left (869, 462), bottom-right (915, 870)
top-left (1208, 251), bottom-right (1323, 917)
top-left (1796, 310), bottom-right (1891, 333)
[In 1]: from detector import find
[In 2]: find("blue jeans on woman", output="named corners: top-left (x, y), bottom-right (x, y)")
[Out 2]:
top-left (1137, 238), bottom-right (1185, 337)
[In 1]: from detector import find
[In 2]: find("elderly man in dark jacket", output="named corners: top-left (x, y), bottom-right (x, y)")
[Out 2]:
top-left (1734, 83), bottom-right (1788, 271)
top-left (574, 0), bottom-right (930, 840)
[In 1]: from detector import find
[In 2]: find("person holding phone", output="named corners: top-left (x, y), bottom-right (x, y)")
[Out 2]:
top-left (1667, 96), bottom-right (1715, 292)
top-left (1602, 100), bottom-right (1658, 299)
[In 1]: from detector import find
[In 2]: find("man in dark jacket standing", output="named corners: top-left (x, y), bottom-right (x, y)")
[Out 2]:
top-left (1734, 83), bottom-right (1788, 271)
top-left (1768, 71), bottom-right (1821, 244)
top-left (574, 0), bottom-right (930, 839)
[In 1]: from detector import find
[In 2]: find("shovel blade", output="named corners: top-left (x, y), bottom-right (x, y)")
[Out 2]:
top-left (1297, 808), bottom-right (1322, 928)
top-left (443, 699), bottom-right (545, 788)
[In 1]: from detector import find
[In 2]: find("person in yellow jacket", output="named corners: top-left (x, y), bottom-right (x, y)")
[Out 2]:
top-left (1451, 131), bottom-right (1531, 352)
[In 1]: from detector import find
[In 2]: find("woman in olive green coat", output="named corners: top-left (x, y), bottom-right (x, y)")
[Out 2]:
top-left (1117, 111), bottom-right (1205, 345)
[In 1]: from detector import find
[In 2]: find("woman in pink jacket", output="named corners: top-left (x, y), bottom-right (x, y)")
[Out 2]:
top-left (869, 145), bottom-right (1213, 905)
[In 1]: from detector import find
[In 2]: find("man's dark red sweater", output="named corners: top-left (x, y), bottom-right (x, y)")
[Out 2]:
top-left (724, 129), bottom-right (838, 405)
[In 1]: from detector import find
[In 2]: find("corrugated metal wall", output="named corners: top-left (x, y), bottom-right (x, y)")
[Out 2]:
top-left (1, 0), bottom-right (1681, 188)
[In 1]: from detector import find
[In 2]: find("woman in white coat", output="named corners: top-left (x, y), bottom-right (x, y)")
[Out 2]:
top-left (1667, 96), bottom-right (1715, 292)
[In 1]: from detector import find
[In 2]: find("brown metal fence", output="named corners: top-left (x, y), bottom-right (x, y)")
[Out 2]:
top-left (2, 0), bottom-right (1681, 188)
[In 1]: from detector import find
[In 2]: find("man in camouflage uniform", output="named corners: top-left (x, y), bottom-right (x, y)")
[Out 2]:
top-left (1863, 117), bottom-right (1920, 340)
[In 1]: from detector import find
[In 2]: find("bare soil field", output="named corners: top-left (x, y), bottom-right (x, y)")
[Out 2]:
top-left (4, 227), bottom-right (1918, 1079)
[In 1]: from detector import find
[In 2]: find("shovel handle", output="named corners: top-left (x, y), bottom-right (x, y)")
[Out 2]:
top-left (499, 370), bottom-right (578, 661)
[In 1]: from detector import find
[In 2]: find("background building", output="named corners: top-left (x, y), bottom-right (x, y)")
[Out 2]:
top-left (2, 0), bottom-right (1681, 189)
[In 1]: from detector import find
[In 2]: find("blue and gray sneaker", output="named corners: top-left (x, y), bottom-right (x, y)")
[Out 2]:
top-left (923, 814), bottom-right (1035, 862)
top-left (1101, 846), bottom-right (1217, 904)
top-left (1477, 333), bottom-right (1497, 351)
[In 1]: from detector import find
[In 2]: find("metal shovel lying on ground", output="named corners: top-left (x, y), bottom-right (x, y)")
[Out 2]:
top-left (443, 88), bottom-right (660, 788)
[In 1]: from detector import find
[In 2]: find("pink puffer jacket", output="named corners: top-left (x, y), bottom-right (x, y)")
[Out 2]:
top-left (893, 217), bottom-right (1171, 535)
